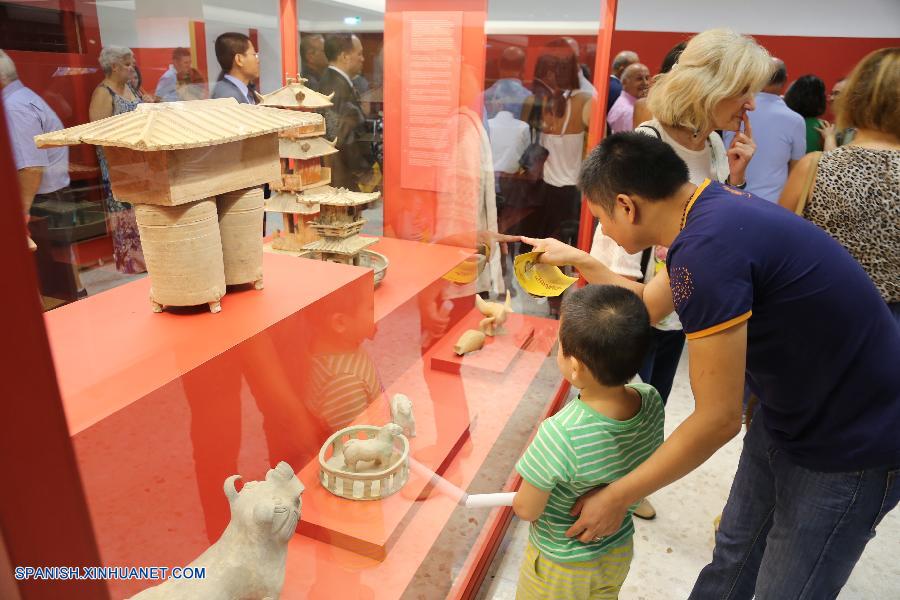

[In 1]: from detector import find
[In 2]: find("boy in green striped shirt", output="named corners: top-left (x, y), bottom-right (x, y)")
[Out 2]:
top-left (513, 285), bottom-right (665, 599)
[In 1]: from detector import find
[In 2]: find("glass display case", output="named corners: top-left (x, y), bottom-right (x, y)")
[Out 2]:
top-left (1, 0), bottom-right (615, 598)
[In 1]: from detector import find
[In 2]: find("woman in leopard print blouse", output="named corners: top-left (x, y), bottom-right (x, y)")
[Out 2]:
top-left (781, 48), bottom-right (900, 324)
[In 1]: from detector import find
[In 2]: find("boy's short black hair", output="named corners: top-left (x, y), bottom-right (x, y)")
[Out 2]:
top-left (559, 285), bottom-right (651, 386)
top-left (578, 132), bottom-right (690, 214)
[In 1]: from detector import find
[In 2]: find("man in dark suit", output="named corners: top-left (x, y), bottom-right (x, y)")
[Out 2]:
top-left (211, 32), bottom-right (260, 104)
top-left (299, 33), bottom-right (327, 91)
top-left (318, 33), bottom-right (373, 190)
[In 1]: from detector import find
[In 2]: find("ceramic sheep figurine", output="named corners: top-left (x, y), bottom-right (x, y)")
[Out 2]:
top-left (343, 423), bottom-right (404, 472)
top-left (390, 394), bottom-right (416, 438)
top-left (129, 461), bottom-right (304, 600)
top-left (475, 291), bottom-right (513, 336)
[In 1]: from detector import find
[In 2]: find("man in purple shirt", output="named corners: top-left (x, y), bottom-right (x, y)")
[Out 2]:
top-left (723, 59), bottom-right (805, 202)
top-left (607, 62), bottom-right (650, 134)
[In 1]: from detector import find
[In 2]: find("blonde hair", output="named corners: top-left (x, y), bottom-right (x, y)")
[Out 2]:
top-left (836, 47), bottom-right (900, 139)
top-left (647, 29), bottom-right (772, 134)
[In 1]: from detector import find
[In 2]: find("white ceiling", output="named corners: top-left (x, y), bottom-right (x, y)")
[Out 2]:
top-left (90, 0), bottom-right (900, 37)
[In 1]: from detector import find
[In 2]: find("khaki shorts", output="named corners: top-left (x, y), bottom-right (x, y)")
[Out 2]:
top-left (516, 538), bottom-right (633, 599)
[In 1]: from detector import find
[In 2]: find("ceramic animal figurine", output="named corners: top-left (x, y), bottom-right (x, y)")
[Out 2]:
top-left (128, 462), bottom-right (304, 600)
top-left (454, 329), bottom-right (486, 355)
top-left (343, 423), bottom-right (404, 472)
top-left (390, 394), bottom-right (416, 438)
top-left (475, 291), bottom-right (513, 336)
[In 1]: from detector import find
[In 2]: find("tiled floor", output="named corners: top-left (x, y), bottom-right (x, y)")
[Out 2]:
top-left (476, 350), bottom-right (900, 599)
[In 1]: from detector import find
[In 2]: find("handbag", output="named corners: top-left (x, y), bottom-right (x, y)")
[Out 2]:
top-left (794, 151), bottom-right (823, 216)
top-left (518, 126), bottom-right (548, 183)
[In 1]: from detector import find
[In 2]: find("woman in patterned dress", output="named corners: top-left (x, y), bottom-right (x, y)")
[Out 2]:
top-left (780, 48), bottom-right (900, 324)
top-left (88, 46), bottom-right (146, 274)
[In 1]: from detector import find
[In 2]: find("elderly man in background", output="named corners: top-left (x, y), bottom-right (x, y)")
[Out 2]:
top-left (607, 50), bottom-right (639, 112)
top-left (607, 62), bottom-right (650, 134)
top-left (0, 50), bottom-right (70, 251)
top-left (300, 34), bottom-right (328, 91)
top-left (155, 47), bottom-right (207, 102)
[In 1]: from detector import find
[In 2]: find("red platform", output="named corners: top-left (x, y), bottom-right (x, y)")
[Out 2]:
top-left (366, 236), bottom-right (476, 321)
top-left (295, 354), bottom-right (473, 560)
top-left (430, 308), bottom-right (536, 375)
top-left (45, 253), bottom-right (371, 435)
top-left (45, 241), bottom-right (561, 599)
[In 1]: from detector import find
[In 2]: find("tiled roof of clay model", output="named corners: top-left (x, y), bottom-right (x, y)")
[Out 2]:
top-left (303, 186), bottom-right (380, 207)
top-left (265, 190), bottom-right (320, 215)
top-left (259, 79), bottom-right (334, 109)
top-left (279, 136), bottom-right (338, 159)
top-left (303, 235), bottom-right (377, 256)
top-left (34, 98), bottom-right (324, 151)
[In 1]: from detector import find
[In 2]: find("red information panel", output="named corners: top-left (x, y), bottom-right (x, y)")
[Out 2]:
top-left (400, 11), bottom-right (463, 192)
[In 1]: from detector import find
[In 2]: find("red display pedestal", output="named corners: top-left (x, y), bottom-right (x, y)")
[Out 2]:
top-left (296, 355), bottom-right (472, 560)
top-left (44, 253), bottom-right (375, 599)
top-left (430, 308), bottom-right (536, 375)
top-left (44, 240), bottom-right (561, 599)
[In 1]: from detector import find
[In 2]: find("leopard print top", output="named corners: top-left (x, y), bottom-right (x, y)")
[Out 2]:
top-left (804, 145), bottom-right (900, 302)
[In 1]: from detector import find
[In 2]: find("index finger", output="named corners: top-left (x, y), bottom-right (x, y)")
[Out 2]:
top-left (519, 236), bottom-right (544, 251)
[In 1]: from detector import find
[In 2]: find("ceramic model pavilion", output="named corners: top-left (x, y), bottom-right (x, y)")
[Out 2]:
top-left (34, 98), bottom-right (324, 312)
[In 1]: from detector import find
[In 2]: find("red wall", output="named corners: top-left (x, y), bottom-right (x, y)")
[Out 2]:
top-left (610, 31), bottom-right (899, 97)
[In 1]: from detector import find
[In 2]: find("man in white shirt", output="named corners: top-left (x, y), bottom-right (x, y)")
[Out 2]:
top-left (487, 111), bottom-right (529, 177)
top-left (561, 37), bottom-right (598, 97)
top-left (487, 109), bottom-right (529, 238)
top-left (723, 59), bottom-right (805, 202)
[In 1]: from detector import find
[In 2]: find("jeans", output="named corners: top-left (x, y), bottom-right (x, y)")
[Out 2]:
top-left (637, 328), bottom-right (685, 404)
top-left (690, 415), bottom-right (900, 600)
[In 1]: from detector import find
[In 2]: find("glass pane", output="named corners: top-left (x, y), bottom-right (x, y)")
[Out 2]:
top-left (5, 0), bottom-right (574, 598)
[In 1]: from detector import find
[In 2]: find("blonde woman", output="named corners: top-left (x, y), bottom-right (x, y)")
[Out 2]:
top-left (780, 48), bottom-right (900, 324)
top-left (89, 46), bottom-right (146, 274)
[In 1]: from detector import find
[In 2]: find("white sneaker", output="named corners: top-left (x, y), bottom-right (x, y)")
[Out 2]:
top-left (634, 497), bottom-right (657, 520)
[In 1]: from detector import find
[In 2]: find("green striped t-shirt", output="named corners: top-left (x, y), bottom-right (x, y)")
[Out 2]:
top-left (516, 383), bottom-right (665, 563)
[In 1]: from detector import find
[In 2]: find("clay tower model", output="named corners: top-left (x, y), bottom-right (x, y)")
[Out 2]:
top-left (259, 77), bottom-right (386, 284)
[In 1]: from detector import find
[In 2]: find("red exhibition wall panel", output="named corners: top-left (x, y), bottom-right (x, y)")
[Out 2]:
top-left (383, 0), bottom-right (489, 249)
